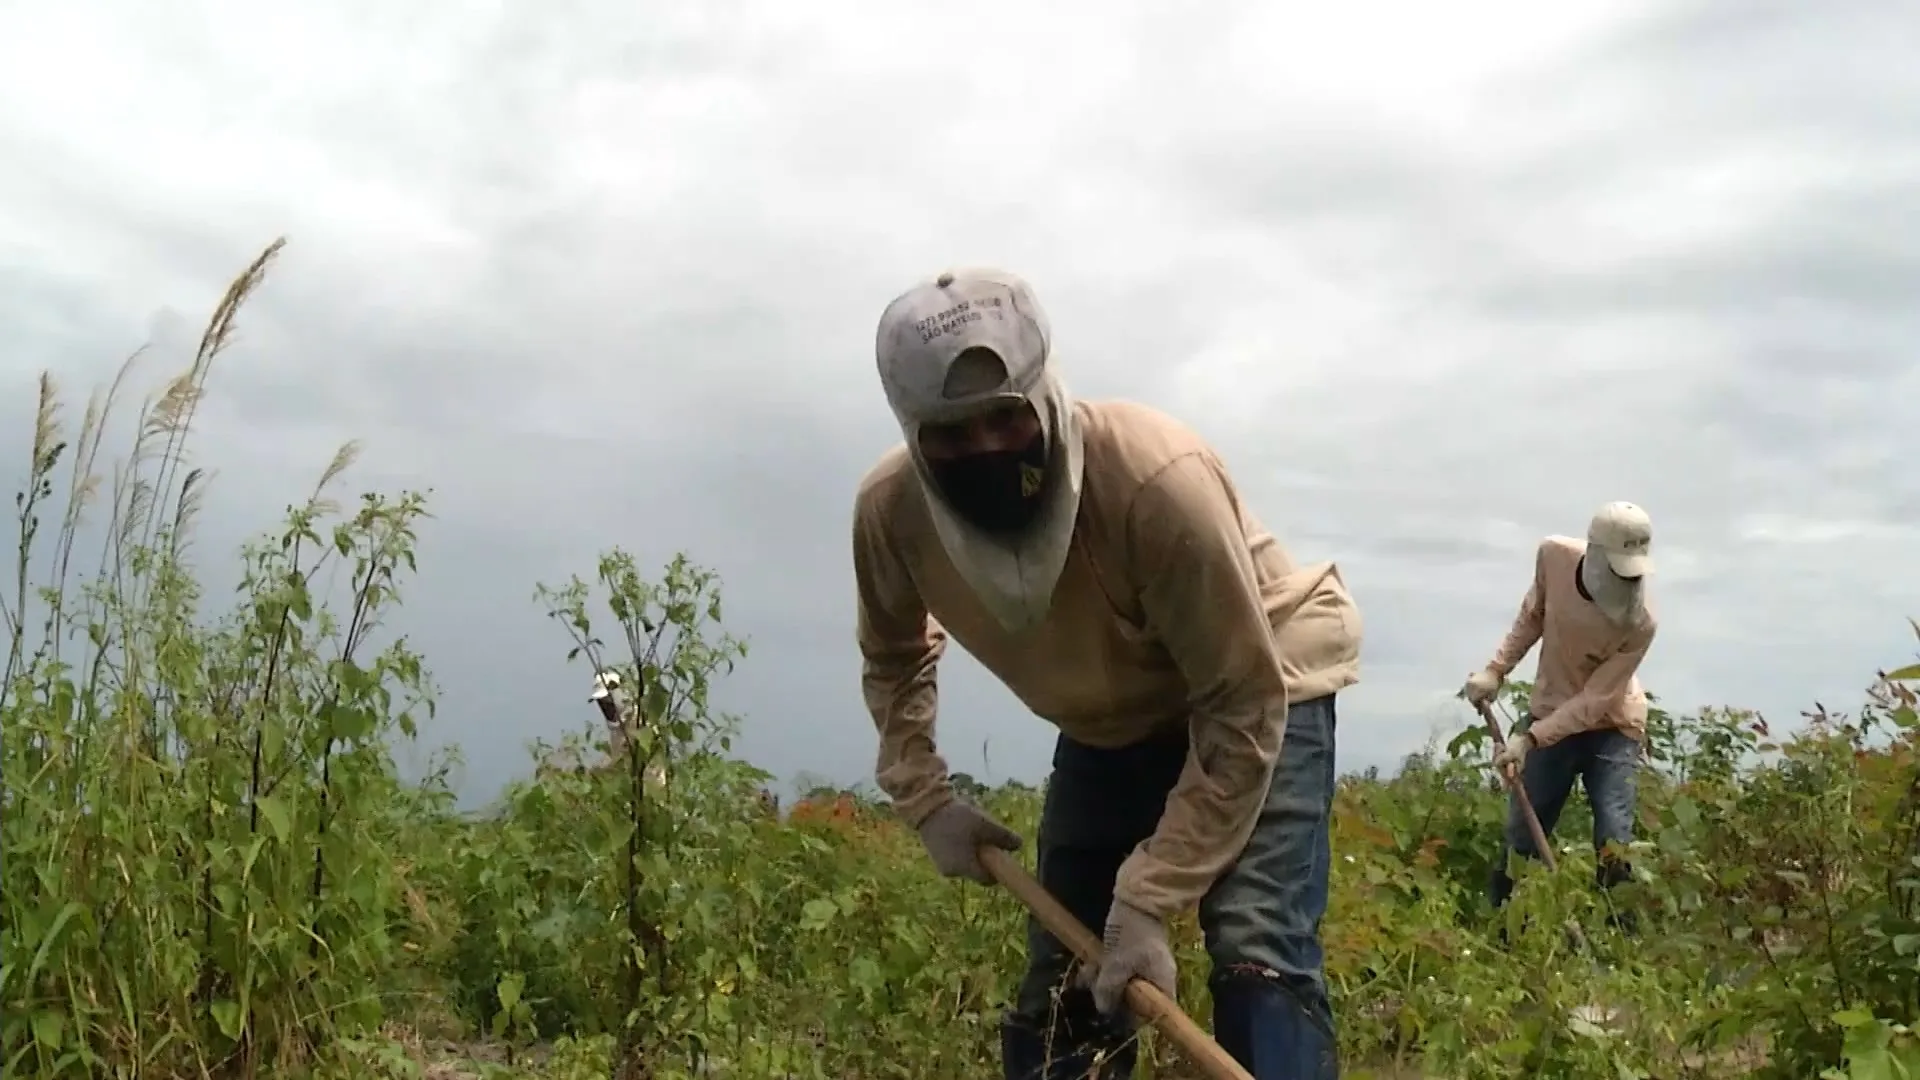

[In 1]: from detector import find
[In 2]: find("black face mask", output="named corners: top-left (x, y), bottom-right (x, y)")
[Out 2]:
top-left (927, 432), bottom-right (1051, 536)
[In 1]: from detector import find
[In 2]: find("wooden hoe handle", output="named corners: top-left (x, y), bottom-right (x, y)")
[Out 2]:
top-left (1473, 699), bottom-right (1558, 873)
top-left (978, 846), bottom-right (1255, 1080)
top-left (1473, 699), bottom-right (1599, 953)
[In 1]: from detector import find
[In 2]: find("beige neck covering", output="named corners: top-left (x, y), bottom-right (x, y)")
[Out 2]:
top-left (894, 370), bottom-right (1085, 634)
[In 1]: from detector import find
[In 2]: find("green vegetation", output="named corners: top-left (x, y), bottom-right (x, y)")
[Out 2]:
top-left (5, 244), bottom-right (1919, 1079)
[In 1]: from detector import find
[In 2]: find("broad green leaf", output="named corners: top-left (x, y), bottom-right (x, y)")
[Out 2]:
top-left (800, 898), bottom-right (838, 931)
top-left (210, 1000), bottom-right (244, 1041)
top-left (30, 1011), bottom-right (64, 1051)
top-left (255, 793), bottom-right (291, 843)
top-left (27, 903), bottom-right (83, 982)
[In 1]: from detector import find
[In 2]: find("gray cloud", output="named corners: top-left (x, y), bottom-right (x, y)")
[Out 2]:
top-left (2, 0), bottom-right (1917, 805)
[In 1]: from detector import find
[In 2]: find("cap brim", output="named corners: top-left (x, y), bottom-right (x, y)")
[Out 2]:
top-left (1605, 551), bottom-right (1653, 578)
top-left (909, 390), bottom-right (1030, 427)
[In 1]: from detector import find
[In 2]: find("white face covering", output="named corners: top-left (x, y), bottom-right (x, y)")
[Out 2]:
top-left (1580, 546), bottom-right (1646, 626)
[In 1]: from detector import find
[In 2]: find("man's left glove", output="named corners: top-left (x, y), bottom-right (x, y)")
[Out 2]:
top-left (916, 800), bottom-right (1022, 884)
top-left (1078, 899), bottom-right (1177, 1016)
top-left (1492, 731), bottom-right (1534, 773)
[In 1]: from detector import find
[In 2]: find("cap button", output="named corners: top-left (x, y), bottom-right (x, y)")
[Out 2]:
top-left (935, 271), bottom-right (955, 288)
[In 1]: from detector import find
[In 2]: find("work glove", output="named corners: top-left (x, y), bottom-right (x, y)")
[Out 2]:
top-left (916, 800), bottom-right (1022, 884)
top-left (1078, 899), bottom-right (1177, 1017)
top-left (1492, 732), bottom-right (1534, 773)
top-left (1460, 668), bottom-right (1502, 705)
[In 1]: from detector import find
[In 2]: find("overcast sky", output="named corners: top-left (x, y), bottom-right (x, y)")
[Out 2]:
top-left (3, 0), bottom-right (1917, 807)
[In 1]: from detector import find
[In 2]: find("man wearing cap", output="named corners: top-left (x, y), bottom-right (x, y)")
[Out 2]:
top-left (1460, 501), bottom-right (1658, 915)
top-left (852, 267), bottom-right (1363, 1079)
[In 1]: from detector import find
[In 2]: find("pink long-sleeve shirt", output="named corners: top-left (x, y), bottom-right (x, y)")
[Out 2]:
top-left (1486, 536), bottom-right (1657, 747)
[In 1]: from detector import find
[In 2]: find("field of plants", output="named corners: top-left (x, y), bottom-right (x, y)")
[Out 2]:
top-left (5, 243), bottom-right (1920, 1080)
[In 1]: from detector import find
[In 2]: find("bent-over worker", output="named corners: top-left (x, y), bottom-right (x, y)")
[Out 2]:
top-left (1461, 501), bottom-right (1658, 919)
top-left (852, 267), bottom-right (1363, 1080)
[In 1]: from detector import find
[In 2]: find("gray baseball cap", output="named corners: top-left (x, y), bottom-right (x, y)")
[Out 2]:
top-left (874, 267), bottom-right (1053, 426)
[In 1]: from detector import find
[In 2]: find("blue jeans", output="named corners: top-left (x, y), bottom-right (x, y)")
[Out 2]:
top-left (1488, 723), bottom-right (1640, 908)
top-left (1000, 695), bottom-right (1340, 1080)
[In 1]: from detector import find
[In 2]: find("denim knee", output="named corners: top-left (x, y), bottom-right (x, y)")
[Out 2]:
top-left (1589, 778), bottom-right (1638, 845)
top-left (1203, 871), bottom-right (1327, 979)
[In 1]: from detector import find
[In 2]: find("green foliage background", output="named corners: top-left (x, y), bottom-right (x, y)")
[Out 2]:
top-left (6, 243), bottom-right (1920, 1080)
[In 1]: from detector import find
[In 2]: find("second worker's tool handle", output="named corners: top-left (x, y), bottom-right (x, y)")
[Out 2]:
top-left (1473, 699), bottom-right (1557, 873)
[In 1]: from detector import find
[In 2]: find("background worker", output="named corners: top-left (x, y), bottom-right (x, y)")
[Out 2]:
top-left (1461, 501), bottom-right (1658, 919)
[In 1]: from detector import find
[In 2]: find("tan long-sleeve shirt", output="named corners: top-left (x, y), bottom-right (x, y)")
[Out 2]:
top-left (852, 399), bottom-right (1363, 917)
top-left (1486, 536), bottom-right (1657, 747)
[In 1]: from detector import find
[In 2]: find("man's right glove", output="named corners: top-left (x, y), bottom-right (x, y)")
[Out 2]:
top-left (1493, 731), bottom-right (1534, 773)
top-left (1460, 668), bottom-right (1502, 705)
top-left (916, 800), bottom-right (1022, 884)
top-left (1079, 898), bottom-right (1177, 1017)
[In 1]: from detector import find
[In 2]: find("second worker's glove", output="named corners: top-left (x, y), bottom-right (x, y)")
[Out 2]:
top-left (1493, 731), bottom-right (1534, 773)
top-left (1460, 668), bottom-right (1502, 705)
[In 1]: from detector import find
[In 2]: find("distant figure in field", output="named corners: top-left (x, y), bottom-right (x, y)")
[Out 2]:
top-left (586, 668), bottom-right (778, 818)
top-left (1461, 501), bottom-right (1658, 920)
top-left (589, 669), bottom-right (632, 758)
top-left (851, 267), bottom-right (1363, 1080)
